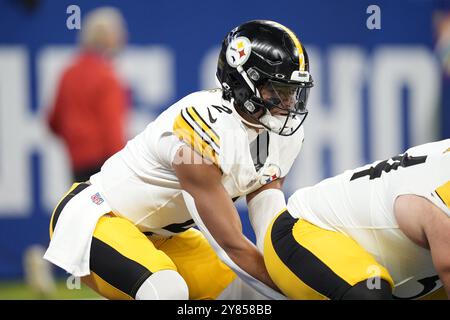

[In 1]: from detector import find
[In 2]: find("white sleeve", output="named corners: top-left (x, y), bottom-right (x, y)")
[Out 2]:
top-left (247, 188), bottom-right (287, 252)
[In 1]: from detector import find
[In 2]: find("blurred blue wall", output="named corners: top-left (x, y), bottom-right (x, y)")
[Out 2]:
top-left (0, 0), bottom-right (448, 279)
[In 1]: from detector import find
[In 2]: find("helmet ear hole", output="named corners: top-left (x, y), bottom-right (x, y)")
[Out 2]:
top-left (247, 68), bottom-right (260, 81)
top-left (244, 101), bottom-right (256, 112)
top-left (228, 72), bottom-right (241, 87)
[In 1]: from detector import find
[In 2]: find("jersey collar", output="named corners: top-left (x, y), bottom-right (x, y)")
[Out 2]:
top-left (222, 97), bottom-right (264, 143)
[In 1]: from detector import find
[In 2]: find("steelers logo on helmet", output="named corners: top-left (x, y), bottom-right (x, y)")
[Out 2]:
top-left (226, 36), bottom-right (252, 68)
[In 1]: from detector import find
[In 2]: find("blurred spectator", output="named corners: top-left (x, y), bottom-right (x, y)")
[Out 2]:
top-left (47, 7), bottom-right (129, 182)
top-left (435, 11), bottom-right (450, 77)
top-left (434, 0), bottom-right (450, 139)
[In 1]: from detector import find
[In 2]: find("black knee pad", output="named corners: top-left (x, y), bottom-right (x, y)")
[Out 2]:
top-left (341, 279), bottom-right (392, 300)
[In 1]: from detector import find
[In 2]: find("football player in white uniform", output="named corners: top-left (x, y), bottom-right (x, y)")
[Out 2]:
top-left (261, 139), bottom-right (450, 299)
top-left (44, 20), bottom-right (313, 300)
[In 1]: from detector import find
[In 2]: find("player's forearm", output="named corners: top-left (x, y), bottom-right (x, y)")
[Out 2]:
top-left (423, 203), bottom-right (450, 299)
top-left (174, 148), bottom-right (279, 292)
top-left (224, 240), bottom-right (278, 290)
top-left (193, 188), bottom-right (278, 290)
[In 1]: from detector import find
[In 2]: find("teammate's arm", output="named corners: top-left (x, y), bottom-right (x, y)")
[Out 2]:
top-left (396, 194), bottom-right (450, 298)
top-left (173, 145), bottom-right (278, 290)
top-left (423, 202), bottom-right (450, 298)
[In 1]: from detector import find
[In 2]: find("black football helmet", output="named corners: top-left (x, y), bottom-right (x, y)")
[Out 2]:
top-left (217, 20), bottom-right (313, 136)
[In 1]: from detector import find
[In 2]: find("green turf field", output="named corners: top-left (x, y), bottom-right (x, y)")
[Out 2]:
top-left (0, 280), bottom-right (101, 300)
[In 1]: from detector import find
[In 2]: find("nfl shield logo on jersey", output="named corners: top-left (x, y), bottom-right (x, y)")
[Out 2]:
top-left (260, 164), bottom-right (281, 185)
top-left (91, 192), bottom-right (104, 205)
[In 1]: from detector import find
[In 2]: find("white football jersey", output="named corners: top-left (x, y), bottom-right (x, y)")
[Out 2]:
top-left (91, 89), bottom-right (304, 237)
top-left (287, 139), bottom-right (450, 299)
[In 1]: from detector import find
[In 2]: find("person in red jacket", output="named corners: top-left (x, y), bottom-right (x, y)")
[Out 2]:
top-left (48, 7), bottom-right (129, 182)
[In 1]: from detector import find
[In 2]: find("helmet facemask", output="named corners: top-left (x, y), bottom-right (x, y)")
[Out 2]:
top-left (238, 66), bottom-right (313, 136)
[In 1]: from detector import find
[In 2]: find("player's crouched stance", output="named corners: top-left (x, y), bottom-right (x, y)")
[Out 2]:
top-left (43, 20), bottom-right (313, 300)
top-left (262, 139), bottom-right (450, 300)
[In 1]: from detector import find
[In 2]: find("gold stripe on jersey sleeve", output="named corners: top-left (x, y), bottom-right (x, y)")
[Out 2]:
top-left (436, 181), bottom-right (450, 209)
top-left (186, 107), bottom-right (220, 148)
top-left (173, 111), bottom-right (219, 165)
top-left (444, 147), bottom-right (450, 154)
